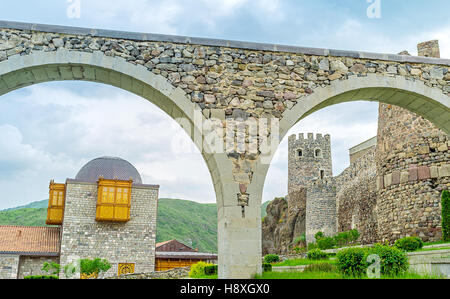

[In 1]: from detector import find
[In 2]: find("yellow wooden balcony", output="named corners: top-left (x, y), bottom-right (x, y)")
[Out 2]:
top-left (96, 179), bottom-right (132, 222)
top-left (46, 181), bottom-right (65, 225)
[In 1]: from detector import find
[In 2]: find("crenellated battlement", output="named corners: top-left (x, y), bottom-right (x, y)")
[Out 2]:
top-left (289, 133), bottom-right (331, 143)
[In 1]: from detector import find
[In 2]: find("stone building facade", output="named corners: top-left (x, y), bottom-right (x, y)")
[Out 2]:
top-left (0, 156), bottom-right (159, 279)
top-left (60, 178), bottom-right (159, 278)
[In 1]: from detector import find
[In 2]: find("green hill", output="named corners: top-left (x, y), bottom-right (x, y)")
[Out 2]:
top-left (1, 199), bottom-right (48, 212)
top-left (0, 198), bottom-right (272, 253)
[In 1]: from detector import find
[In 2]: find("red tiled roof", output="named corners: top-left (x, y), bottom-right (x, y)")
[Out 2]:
top-left (156, 240), bottom-right (175, 248)
top-left (0, 226), bottom-right (60, 256)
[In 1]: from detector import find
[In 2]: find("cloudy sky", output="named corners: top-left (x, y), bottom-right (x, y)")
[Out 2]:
top-left (0, 0), bottom-right (449, 210)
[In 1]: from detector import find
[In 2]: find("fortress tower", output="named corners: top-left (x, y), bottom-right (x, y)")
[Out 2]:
top-left (288, 133), bottom-right (333, 194)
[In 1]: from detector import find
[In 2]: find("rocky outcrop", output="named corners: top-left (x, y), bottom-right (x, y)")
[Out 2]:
top-left (262, 189), bottom-right (307, 255)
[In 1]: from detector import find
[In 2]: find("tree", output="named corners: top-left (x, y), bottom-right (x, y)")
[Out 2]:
top-left (442, 190), bottom-right (450, 242)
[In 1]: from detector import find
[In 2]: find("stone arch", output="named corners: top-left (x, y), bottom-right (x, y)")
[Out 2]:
top-left (0, 50), bottom-right (238, 209)
top-left (280, 74), bottom-right (450, 140)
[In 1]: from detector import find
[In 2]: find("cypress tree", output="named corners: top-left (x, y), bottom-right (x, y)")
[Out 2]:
top-left (442, 190), bottom-right (450, 242)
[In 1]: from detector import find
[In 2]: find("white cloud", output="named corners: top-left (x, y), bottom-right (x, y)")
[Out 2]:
top-left (82, 0), bottom-right (283, 35)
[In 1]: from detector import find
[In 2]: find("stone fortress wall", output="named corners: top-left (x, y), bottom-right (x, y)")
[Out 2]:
top-left (294, 41), bottom-right (449, 247)
top-left (375, 41), bottom-right (449, 243)
top-left (375, 103), bottom-right (449, 242)
top-left (263, 40), bottom-right (450, 253)
top-left (305, 178), bottom-right (337, 244)
top-left (334, 144), bottom-right (378, 244)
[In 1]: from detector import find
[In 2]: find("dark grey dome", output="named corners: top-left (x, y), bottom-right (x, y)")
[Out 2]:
top-left (75, 156), bottom-right (142, 184)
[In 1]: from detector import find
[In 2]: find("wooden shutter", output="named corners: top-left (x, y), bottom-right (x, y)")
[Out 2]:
top-left (96, 179), bottom-right (132, 222)
top-left (46, 181), bottom-right (65, 225)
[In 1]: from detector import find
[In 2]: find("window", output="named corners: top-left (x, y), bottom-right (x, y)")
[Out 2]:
top-left (315, 148), bottom-right (322, 158)
top-left (320, 170), bottom-right (325, 180)
top-left (96, 179), bottom-right (133, 222)
top-left (46, 181), bottom-right (65, 225)
top-left (297, 149), bottom-right (303, 157)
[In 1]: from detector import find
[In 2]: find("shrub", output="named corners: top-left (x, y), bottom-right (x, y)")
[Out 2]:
top-left (264, 254), bottom-right (280, 264)
top-left (394, 236), bottom-right (424, 252)
top-left (262, 263), bottom-right (272, 272)
top-left (307, 242), bottom-right (318, 250)
top-left (42, 262), bottom-right (60, 275)
top-left (80, 258), bottom-right (111, 276)
top-left (334, 231), bottom-right (348, 247)
top-left (291, 246), bottom-right (307, 254)
top-left (24, 275), bottom-right (58, 279)
top-left (307, 248), bottom-right (329, 260)
top-left (442, 190), bottom-right (450, 242)
top-left (317, 236), bottom-right (335, 250)
top-left (368, 244), bottom-right (409, 276)
top-left (336, 247), bottom-right (367, 277)
top-left (349, 229), bottom-right (360, 243)
top-left (314, 231), bottom-right (324, 241)
top-left (303, 263), bottom-right (337, 273)
top-left (334, 230), bottom-right (360, 247)
top-left (189, 261), bottom-right (214, 278)
top-left (337, 244), bottom-right (409, 278)
top-left (204, 265), bottom-right (218, 276)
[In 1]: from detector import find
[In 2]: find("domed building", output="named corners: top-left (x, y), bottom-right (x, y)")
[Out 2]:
top-left (0, 157), bottom-right (159, 279)
top-left (75, 156), bottom-right (143, 184)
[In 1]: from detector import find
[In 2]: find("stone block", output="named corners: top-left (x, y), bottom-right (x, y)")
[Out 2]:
top-left (438, 164), bottom-right (450, 178)
top-left (377, 176), bottom-right (384, 190)
top-left (400, 171), bottom-right (409, 184)
top-left (384, 173), bottom-right (392, 188)
top-left (210, 109), bottom-right (225, 121)
top-left (418, 146), bottom-right (430, 154)
top-left (391, 171), bottom-right (400, 185)
top-left (418, 166), bottom-right (431, 180)
top-left (409, 165), bottom-right (418, 182)
top-left (438, 144), bottom-right (448, 152)
top-left (430, 166), bottom-right (439, 178)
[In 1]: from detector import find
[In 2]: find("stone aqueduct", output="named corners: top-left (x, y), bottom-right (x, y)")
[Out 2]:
top-left (0, 21), bottom-right (449, 279)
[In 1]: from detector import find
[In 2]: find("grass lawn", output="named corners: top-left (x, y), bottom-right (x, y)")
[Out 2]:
top-left (194, 274), bottom-right (218, 279)
top-left (424, 241), bottom-right (450, 246)
top-left (273, 259), bottom-right (336, 267)
top-left (254, 271), bottom-right (442, 279)
top-left (191, 270), bottom-right (442, 280)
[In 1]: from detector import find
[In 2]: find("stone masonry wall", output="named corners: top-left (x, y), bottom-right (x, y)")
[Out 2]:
top-left (288, 133), bottom-right (332, 194)
top-left (376, 103), bottom-right (449, 243)
top-left (59, 181), bottom-right (158, 279)
top-left (305, 179), bottom-right (337, 244)
top-left (17, 256), bottom-right (60, 279)
top-left (0, 254), bottom-right (19, 279)
top-left (335, 146), bottom-right (378, 244)
top-left (0, 27), bottom-right (448, 203)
